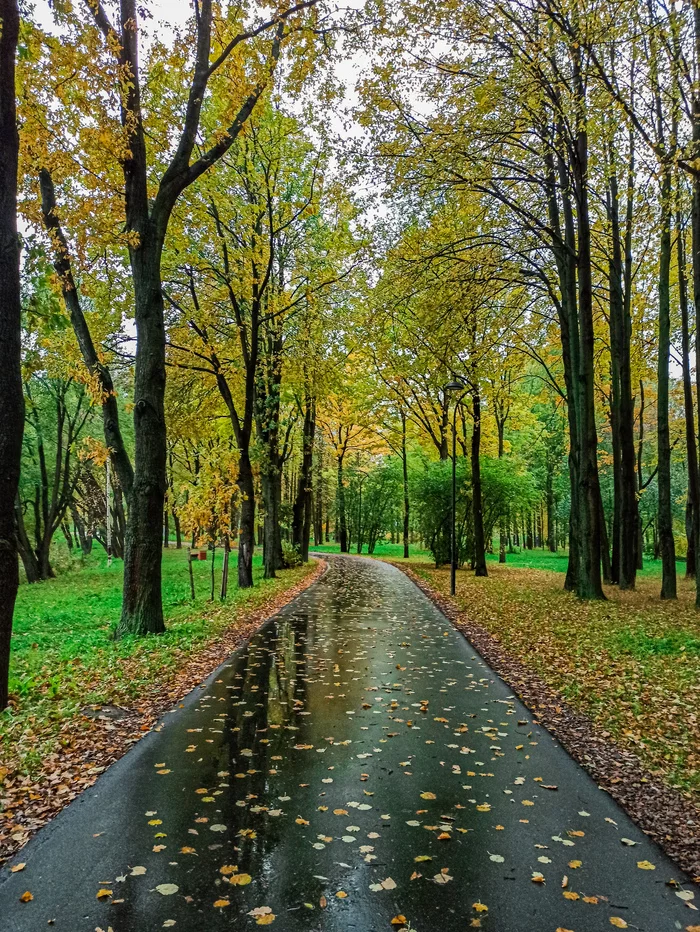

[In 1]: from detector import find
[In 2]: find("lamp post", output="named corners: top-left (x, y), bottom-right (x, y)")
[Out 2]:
top-left (444, 379), bottom-right (467, 595)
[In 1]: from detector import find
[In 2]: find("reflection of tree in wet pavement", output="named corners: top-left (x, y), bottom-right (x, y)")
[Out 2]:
top-left (0, 557), bottom-right (695, 932)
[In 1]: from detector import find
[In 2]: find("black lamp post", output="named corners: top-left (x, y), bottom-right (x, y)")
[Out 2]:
top-left (444, 379), bottom-right (467, 595)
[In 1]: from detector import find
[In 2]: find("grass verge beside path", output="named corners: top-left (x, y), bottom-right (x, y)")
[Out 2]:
top-left (407, 561), bottom-right (700, 803)
top-left (312, 540), bottom-right (688, 577)
top-left (0, 549), bottom-right (322, 864)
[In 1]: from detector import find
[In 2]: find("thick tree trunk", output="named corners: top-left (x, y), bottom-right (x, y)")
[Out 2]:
top-left (545, 145), bottom-right (580, 593)
top-left (607, 151), bottom-right (638, 590)
top-left (691, 11), bottom-right (700, 603)
top-left (116, 239), bottom-right (167, 637)
top-left (678, 202), bottom-right (699, 580)
top-left (571, 94), bottom-right (605, 600)
top-left (0, 0), bottom-right (24, 709)
top-left (471, 391), bottom-right (487, 577)
top-left (237, 449), bottom-right (255, 588)
top-left (657, 168), bottom-right (677, 600)
top-left (261, 468), bottom-right (282, 579)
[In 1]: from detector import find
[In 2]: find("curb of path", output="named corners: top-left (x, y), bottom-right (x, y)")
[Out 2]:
top-left (0, 557), bottom-right (327, 867)
top-left (390, 560), bottom-right (700, 883)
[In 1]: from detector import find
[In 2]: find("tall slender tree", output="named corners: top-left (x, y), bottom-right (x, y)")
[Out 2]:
top-left (0, 0), bottom-right (24, 710)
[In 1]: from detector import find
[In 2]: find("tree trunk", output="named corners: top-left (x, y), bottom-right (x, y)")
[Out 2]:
top-left (261, 469), bottom-right (279, 579)
top-left (691, 5), bottom-right (700, 603)
top-left (657, 166), bottom-right (677, 599)
top-left (608, 157), bottom-right (637, 588)
top-left (237, 449), bottom-right (255, 588)
top-left (0, 0), bottom-right (24, 709)
top-left (678, 200), bottom-right (699, 580)
top-left (471, 390), bottom-right (487, 577)
top-left (72, 505), bottom-right (92, 555)
top-left (15, 501), bottom-right (40, 584)
top-left (173, 511), bottom-right (182, 549)
top-left (598, 490), bottom-right (612, 584)
top-left (163, 506), bottom-right (170, 548)
top-left (337, 455), bottom-right (348, 552)
top-left (546, 462), bottom-right (556, 552)
top-left (314, 443), bottom-right (323, 546)
top-left (116, 237), bottom-right (168, 637)
top-left (292, 396), bottom-right (315, 562)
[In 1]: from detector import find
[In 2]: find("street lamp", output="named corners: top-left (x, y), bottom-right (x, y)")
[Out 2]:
top-left (444, 379), bottom-right (467, 595)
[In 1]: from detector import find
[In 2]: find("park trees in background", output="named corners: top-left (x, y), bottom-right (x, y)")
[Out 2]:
top-left (20, 0), bottom-right (326, 635)
top-left (354, 0), bottom-right (700, 603)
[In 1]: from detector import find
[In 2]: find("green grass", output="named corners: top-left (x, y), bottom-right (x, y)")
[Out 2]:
top-left (3, 547), bottom-right (315, 779)
top-left (311, 540), bottom-right (681, 577)
top-left (610, 627), bottom-right (700, 658)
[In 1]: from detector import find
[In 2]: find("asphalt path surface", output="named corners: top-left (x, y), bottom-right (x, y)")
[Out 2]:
top-left (0, 555), bottom-right (695, 931)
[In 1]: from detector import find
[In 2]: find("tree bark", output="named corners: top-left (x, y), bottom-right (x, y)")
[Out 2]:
top-left (292, 395), bottom-right (315, 562)
top-left (570, 69), bottom-right (605, 601)
top-left (116, 237), bottom-right (168, 636)
top-left (337, 454), bottom-right (348, 552)
top-left (0, 0), bottom-right (23, 709)
top-left (657, 165), bottom-right (677, 599)
top-left (678, 202), bottom-right (699, 579)
top-left (237, 449), bottom-right (255, 588)
top-left (691, 0), bottom-right (700, 604)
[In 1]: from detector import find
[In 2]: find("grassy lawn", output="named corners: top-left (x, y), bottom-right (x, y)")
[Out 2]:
top-left (2, 548), bottom-right (315, 781)
top-left (407, 560), bottom-right (700, 803)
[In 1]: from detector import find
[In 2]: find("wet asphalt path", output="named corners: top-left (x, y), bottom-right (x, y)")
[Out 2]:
top-left (0, 556), bottom-right (695, 931)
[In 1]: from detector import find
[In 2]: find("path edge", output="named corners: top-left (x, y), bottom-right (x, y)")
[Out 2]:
top-left (390, 560), bottom-right (700, 882)
top-left (0, 557), bottom-right (328, 867)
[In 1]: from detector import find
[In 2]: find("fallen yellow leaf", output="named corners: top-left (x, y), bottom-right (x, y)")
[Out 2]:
top-left (19, 891), bottom-right (33, 903)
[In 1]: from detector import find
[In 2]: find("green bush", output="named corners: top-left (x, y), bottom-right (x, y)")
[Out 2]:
top-left (282, 540), bottom-right (303, 568)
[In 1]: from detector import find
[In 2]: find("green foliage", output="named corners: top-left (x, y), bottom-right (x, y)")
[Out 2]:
top-left (411, 457), bottom-right (471, 567)
top-left (281, 541), bottom-right (304, 568)
top-left (611, 628), bottom-right (700, 658)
